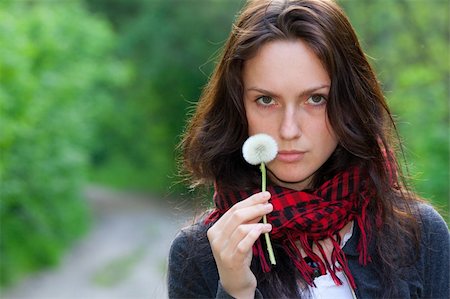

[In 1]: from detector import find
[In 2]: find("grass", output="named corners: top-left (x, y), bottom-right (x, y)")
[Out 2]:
top-left (91, 245), bottom-right (147, 287)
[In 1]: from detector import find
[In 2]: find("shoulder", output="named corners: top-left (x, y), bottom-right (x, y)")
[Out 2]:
top-left (169, 218), bottom-right (214, 273)
top-left (168, 219), bottom-right (219, 298)
top-left (169, 220), bottom-right (211, 259)
top-left (415, 202), bottom-right (449, 240)
top-left (413, 202), bottom-right (449, 266)
top-left (414, 202), bottom-right (449, 298)
top-left (408, 202), bottom-right (449, 256)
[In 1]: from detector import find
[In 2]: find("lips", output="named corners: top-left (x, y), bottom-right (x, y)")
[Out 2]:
top-left (276, 150), bottom-right (305, 163)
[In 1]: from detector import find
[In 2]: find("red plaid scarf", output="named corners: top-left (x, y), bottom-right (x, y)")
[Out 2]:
top-left (205, 167), bottom-right (380, 290)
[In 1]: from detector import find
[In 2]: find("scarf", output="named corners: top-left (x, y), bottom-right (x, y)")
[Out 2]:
top-left (205, 167), bottom-right (381, 290)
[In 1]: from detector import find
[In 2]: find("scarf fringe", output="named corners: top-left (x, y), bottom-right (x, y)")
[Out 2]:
top-left (253, 239), bottom-right (271, 273)
top-left (255, 228), bottom-right (361, 290)
top-left (288, 234), bottom-right (323, 286)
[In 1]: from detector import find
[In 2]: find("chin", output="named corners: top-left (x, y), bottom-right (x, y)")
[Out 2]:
top-left (268, 163), bottom-right (316, 184)
top-left (283, 176), bottom-right (310, 184)
top-left (279, 169), bottom-right (311, 181)
top-left (269, 171), bottom-right (312, 189)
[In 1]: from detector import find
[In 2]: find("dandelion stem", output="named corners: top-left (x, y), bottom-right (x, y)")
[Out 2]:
top-left (260, 162), bottom-right (276, 265)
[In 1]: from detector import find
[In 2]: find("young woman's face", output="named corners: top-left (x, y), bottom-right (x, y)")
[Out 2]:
top-left (243, 39), bottom-right (338, 191)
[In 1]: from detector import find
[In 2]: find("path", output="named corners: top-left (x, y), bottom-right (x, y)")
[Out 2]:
top-left (1, 185), bottom-right (193, 299)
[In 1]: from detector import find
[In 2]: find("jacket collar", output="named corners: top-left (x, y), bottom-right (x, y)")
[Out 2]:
top-left (343, 221), bottom-right (377, 257)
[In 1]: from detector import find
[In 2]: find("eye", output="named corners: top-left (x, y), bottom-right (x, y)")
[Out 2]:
top-left (306, 94), bottom-right (327, 106)
top-left (256, 96), bottom-right (276, 107)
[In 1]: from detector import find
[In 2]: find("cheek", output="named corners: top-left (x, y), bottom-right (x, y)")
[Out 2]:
top-left (247, 120), bottom-right (267, 136)
top-left (246, 111), bottom-right (258, 135)
top-left (324, 125), bottom-right (338, 145)
top-left (246, 108), bottom-right (267, 135)
top-left (325, 117), bottom-right (337, 141)
top-left (325, 135), bottom-right (339, 153)
top-left (323, 128), bottom-right (339, 153)
top-left (310, 118), bottom-right (338, 149)
top-left (244, 102), bottom-right (252, 133)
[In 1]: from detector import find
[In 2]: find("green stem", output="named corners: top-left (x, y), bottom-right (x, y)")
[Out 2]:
top-left (260, 162), bottom-right (276, 265)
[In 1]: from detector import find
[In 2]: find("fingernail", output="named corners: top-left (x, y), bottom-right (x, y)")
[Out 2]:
top-left (265, 203), bottom-right (273, 212)
top-left (261, 191), bottom-right (271, 199)
top-left (264, 224), bottom-right (272, 231)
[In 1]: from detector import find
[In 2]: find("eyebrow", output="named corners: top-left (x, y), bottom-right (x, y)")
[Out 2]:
top-left (246, 84), bottom-right (330, 98)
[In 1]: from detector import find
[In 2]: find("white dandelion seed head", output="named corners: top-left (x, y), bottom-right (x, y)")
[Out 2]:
top-left (242, 133), bottom-right (278, 165)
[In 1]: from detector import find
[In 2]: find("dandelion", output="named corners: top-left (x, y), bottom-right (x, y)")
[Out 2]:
top-left (242, 134), bottom-right (278, 165)
top-left (242, 133), bottom-right (278, 265)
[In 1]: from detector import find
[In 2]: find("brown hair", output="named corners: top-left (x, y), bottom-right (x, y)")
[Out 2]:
top-left (180, 0), bottom-right (420, 297)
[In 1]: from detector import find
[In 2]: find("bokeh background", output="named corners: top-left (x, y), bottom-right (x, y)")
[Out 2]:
top-left (1, 0), bottom-right (448, 298)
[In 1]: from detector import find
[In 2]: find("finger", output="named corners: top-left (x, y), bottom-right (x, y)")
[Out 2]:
top-left (233, 224), bottom-right (271, 264)
top-left (233, 191), bottom-right (271, 209)
top-left (207, 203), bottom-right (271, 254)
top-left (219, 201), bottom-right (272, 239)
top-left (208, 225), bottom-right (229, 256)
top-left (215, 191), bottom-right (271, 227)
top-left (208, 192), bottom-right (272, 256)
top-left (217, 224), bottom-right (258, 267)
top-left (227, 223), bottom-right (272, 258)
top-left (218, 223), bottom-right (271, 269)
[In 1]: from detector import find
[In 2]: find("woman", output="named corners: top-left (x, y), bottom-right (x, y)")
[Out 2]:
top-left (168, 0), bottom-right (449, 298)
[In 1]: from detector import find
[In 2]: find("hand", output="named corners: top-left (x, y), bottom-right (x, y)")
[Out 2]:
top-left (207, 191), bottom-right (273, 299)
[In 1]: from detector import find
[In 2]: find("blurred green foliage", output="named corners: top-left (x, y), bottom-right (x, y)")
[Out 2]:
top-left (340, 0), bottom-right (449, 217)
top-left (86, 0), bottom-right (243, 193)
top-left (0, 0), bottom-right (129, 287)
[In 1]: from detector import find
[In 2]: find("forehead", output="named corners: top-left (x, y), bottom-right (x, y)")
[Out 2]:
top-left (242, 39), bottom-right (330, 89)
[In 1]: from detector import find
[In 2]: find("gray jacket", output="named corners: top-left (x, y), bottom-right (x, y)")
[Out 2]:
top-left (168, 203), bottom-right (449, 298)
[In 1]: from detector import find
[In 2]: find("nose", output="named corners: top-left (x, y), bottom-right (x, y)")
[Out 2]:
top-left (280, 107), bottom-right (301, 140)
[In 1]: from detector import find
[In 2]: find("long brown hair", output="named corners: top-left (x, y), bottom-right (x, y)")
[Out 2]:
top-left (180, 0), bottom-right (420, 297)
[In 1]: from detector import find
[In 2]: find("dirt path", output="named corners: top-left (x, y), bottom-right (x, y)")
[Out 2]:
top-left (1, 185), bottom-right (193, 299)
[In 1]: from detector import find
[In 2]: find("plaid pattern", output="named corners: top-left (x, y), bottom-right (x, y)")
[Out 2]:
top-left (206, 167), bottom-right (376, 290)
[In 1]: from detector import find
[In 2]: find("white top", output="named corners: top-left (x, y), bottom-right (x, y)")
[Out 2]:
top-left (307, 223), bottom-right (356, 299)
